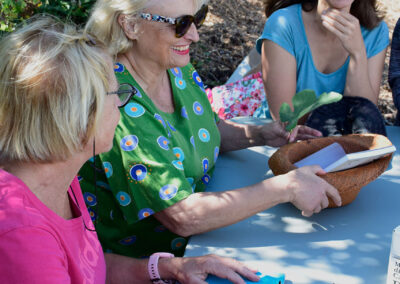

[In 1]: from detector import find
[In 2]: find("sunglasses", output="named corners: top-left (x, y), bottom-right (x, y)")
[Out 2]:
top-left (140, 5), bottom-right (208, 38)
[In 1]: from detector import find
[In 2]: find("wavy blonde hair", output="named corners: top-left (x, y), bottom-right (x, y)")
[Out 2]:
top-left (0, 15), bottom-right (110, 164)
top-left (85, 0), bottom-right (207, 56)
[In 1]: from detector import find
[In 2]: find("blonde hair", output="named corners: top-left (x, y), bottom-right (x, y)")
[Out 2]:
top-left (86, 0), bottom-right (207, 56)
top-left (0, 15), bottom-right (110, 164)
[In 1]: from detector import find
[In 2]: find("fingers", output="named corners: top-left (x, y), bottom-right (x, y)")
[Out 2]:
top-left (325, 183), bottom-right (342, 207)
top-left (288, 125), bottom-right (322, 143)
top-left (202, 255), bottom-right (259, 284)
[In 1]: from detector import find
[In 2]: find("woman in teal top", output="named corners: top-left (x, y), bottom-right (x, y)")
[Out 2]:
top-left (258, 0), bottom-right (388, 136)
top-left (79, 0), bottom-right (342, 259)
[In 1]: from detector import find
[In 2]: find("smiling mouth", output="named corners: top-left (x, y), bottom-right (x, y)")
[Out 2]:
top-left (172, 45), bottom-right (190, 54)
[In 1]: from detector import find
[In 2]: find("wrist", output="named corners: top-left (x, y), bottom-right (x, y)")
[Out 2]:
top-left (148, 253), bottom-right (174, 284)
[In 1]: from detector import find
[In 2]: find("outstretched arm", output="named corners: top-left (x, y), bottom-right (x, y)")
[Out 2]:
top-left (104, 253), bottom-right (259, 284)
top-left (154, 165), bottom-right (340, 237)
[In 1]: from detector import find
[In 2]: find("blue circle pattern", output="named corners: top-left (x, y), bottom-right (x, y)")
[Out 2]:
top-left (173, 147), bottom-right (185, 161)
top-left (96, 181), bottom-right (111, 191)
top-left (171, 237), bottom-right (187, 250)
top-left (159, 184), bottom-right (178, 200)
top-left (181, 107), bottom-right (188, 119)
top-left (172, 160), bottom-right (184, 170)
top-left (202, 174), bottom-right (210, 185)
top-left (214, 146), bottom-right (219, 163)
top-left (138, 208), bottom-right (155, 220)
top-left (103, 161), bottom-right (113, 178)
top-left (133, 86), bottom-right (142, 98)
top-left (124, 103), bottom-right (145, 117)
top-left (193, 101), bottom-right (204, 115)
top-left (170, 67), bottom-right (182, 78)
top-left (192, 71), bottom-right (204, 88)
top-left (88, 207), bottom-right (97, 222)
top-left (157, 136), bottom-right (170, 150)
top-left (202, 158), bottom-right (209, 174)
top-left (114, 62), bottom-right (124, 73)
top-left (120, 135), bottom-right (138, 151)
top-left (175, 77), bottom-right (186, 90)
top-left (116, 191), bottom-right (132, 206)
top-left (130, 164), bottom-right (147, 181)
top-left (154, 113), bottom-right (166, 128)
top-left (198, 128), bottom-right (210, 142)
top-left (83, 192), bottom-right (97, 206)
top-left (119, 236), bottom-right (137, 245)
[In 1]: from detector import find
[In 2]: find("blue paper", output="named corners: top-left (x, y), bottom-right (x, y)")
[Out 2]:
top-left (206, 272), bottom-right (285, 284)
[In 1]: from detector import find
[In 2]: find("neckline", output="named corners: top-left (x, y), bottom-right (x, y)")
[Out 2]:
top-left (116, 62), bottom-right (179, 116)
top-left (297, 4), bottom-right (349, 77)
top-left (0, 169), bottom-right (83, 227)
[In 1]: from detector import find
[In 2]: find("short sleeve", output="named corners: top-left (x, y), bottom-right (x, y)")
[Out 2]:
top-left (0, 227), bottom-right (70, 283)
top-left (256, 9), bottom-right (296, 56)
top-left (363, 21), bottom-right (389, 58)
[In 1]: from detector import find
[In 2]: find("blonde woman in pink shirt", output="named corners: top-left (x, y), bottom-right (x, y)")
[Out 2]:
top-left (0, 16), bottom-right (259, 284)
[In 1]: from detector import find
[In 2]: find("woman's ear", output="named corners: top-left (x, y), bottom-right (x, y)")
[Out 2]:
top-left (117, 14), bottom-right (138, 40)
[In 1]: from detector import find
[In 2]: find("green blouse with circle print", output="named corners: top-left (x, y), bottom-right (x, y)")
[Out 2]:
top-left (78, 63), bottom-right (221, 258)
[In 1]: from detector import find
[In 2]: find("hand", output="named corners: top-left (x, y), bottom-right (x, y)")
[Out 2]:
top-left (321, 9), bottom-right (365, 57)
top-left (281, 165), bottom-right (342, 217)
top-left (160, 254), bottom-right (260, 284)
top-left (261, 121), bottom-right (322, 147)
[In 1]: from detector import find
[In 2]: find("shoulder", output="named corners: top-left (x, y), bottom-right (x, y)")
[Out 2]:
top-left (257, 4), bottom-right (302, 54)
top-left (361, 21), bottom-right (389, 58)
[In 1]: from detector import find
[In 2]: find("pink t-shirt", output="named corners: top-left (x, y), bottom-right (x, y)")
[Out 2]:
top-left (0, 169), bottom-right (106, 283)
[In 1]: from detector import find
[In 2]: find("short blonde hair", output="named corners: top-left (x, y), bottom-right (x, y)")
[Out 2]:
top-left (0, 15), bottom-right (110, 164)
top-left (86, 0), bottom-right (207, 56)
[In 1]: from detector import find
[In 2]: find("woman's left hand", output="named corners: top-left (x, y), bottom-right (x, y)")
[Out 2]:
top-left (321, 9), bottom-right (364, 57)
top-left (262, 121), bottom-right (322, 147)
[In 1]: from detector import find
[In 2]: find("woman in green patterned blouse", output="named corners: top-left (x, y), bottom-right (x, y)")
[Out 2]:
top-left (79, 0), bottom-right (341, 259)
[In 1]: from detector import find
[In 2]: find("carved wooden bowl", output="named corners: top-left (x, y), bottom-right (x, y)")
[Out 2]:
top-left (268, 134), bottom-right (393, 207)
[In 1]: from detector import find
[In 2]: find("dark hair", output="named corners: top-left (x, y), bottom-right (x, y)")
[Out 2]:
top-left (263, 0), bottom-right (384, 29)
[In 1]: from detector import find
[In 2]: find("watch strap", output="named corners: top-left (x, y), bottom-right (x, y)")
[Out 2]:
top-left (148, 252), bottom-right (174, 284)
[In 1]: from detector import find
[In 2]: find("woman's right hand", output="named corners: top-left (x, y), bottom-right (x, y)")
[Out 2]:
top-left (159, 254), bottom-right (260, 284)
top-left (279, 165), bottom-right (342, 217)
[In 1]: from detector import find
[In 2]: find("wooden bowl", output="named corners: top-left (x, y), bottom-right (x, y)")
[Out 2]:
top-left (268, 134), bottom-right (393, 207)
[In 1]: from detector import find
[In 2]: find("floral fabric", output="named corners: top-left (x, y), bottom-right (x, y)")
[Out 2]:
top-left (206, 71), bottom-right (267, 119)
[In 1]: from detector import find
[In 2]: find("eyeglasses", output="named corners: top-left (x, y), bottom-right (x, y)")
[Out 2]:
top-left (107, 83), bottom-right (137, 108)
top-left (140, 5), bottom-right (208, 38)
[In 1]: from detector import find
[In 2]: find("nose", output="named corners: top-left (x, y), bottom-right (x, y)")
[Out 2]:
top-left (184, 23), bottom-right (199, 42)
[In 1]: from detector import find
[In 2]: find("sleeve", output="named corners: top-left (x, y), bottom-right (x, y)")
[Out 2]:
top-left (255, 9), bottom-right (296, 56)
top-left (97, 111), bottom-right (194, 224)
top-left (364, 21), bottom-right (389, 58)
top-left (390, 19), bottom-right (400, 110)
top-left (0, 227), bottom-right (70, 283)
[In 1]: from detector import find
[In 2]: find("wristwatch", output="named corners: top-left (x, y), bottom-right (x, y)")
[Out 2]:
top-left (148, 252), bottom-right (174, 284)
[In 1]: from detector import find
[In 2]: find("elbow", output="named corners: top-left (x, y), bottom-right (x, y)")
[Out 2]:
top-left (154, 210), bottom-right (200, 237)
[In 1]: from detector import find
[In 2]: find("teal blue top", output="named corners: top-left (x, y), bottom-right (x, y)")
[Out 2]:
top-left (256, 3), bottom-right (389, 96)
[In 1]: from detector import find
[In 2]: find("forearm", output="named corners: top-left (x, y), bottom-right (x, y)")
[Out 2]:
top-left (105, 253), bottom-right (150, 284)
top-left (155, 175), bottom-right (290, 236)
top-left (344, 51), bottom-right (378, 104)
top-left (218, 119), bottom-right (268, 152)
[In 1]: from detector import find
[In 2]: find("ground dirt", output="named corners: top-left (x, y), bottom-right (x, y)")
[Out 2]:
top-left (190, 0), bottom-right (400, 124)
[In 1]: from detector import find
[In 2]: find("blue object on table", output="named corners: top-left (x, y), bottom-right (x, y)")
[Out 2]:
top-left (206, 272), bottom-right (285, 284)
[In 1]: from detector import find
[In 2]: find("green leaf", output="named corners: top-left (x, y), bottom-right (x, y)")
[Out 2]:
top-left (279, 89), bottom-right (342, 131)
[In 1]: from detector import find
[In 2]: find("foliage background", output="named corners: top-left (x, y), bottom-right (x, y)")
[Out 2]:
top-left (0, 0), bottom-right (96, 36)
